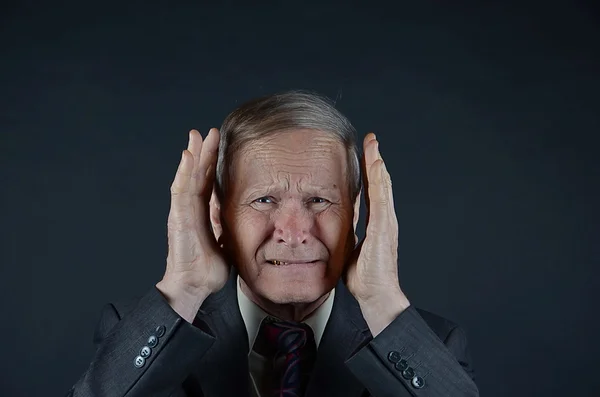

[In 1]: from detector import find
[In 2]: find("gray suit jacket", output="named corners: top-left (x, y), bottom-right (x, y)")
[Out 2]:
top-left (66, 268), bottom-right (479, 397)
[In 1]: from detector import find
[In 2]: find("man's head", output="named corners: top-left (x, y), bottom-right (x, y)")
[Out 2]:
top-left (209, 91), bottom-right (361, 307)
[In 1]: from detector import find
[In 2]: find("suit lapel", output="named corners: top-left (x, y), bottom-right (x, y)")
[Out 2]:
top-left (305, 280), bottom-right (372, 397)
top-left (186, 270), bottom-right (372, 397)
top-left (189, 268), bottom-right (252, 397)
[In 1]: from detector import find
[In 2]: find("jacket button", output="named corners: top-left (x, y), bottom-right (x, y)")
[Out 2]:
top-left (155, 325), bottom-right (166, 338)
top-left (395, 359), bottom-right (408, 371)
top-left (387, 351), bottom-right (401, 363)
top-left (147, 335), bottom-right (158, 348)
top-left (134, 356), bottom-right (145, 368)
top-left (412, 375), bottom-right (425, 389)
top-left (402, 367), bottom-right (415, 379)
top-left (140, 346), bottom-right (151, 358)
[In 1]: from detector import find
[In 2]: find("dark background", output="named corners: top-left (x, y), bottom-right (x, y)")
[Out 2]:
top-left (1, 1), bottom-right (598, 396)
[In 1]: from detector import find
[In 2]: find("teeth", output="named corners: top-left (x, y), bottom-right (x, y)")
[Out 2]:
top-left (271, 260), bottom-right (287, 266)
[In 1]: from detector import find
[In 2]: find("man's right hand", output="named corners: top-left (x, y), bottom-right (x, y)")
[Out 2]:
top-left (156, 128), bottom-right (230, 323)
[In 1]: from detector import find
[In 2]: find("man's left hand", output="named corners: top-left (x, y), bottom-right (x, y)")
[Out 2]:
top-left (344, 133), bottom-right (411, 336)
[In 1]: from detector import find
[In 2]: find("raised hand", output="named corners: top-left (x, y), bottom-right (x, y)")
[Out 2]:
top-left (156, 128), bottom-right (230, 322)
top-left (344, 133), bottom-right (410, 336)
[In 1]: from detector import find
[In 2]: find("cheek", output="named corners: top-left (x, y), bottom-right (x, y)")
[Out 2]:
top-left (315, 208), bottom-right (353, 249)
top-left (230, 210), bottom-right (270, 258)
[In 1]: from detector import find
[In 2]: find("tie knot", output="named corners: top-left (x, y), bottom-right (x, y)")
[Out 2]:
top-left (253, 317), bottom-right (318, 396)
top-left (256, 318), bottom-right (316, 356)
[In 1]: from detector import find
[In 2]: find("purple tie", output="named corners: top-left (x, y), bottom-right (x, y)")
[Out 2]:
top-left (254, 318), bottom-right (317, 397)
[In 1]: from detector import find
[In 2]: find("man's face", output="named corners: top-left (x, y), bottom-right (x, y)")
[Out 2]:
top-left (219, 129), bottom-right (357, 304)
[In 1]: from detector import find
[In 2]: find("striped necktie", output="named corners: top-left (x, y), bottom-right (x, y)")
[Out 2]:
top-left (254, 318), bottom-right (317, 397)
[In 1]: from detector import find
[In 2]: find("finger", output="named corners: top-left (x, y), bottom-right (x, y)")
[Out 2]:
top-left (170, 129), bottom-right (204, 213)
top-left (195, 128), bottom-right (220, 243)
top-left (187, 129), bottom-right (204, 195)
top-left (361, 133), bottom-right (379, 226)
top-left (382, 159), bottom-right (399, 237)
top-left (196, 128), bottom-right (220, 199)
top-left (363, 132), bottom-right (377, 150)
top-left (170, 147), bottom-right (193, 216)
top-left (367, 142), bottom-right (397, 234)
top-left (171, 130), bottom-right (200, 194)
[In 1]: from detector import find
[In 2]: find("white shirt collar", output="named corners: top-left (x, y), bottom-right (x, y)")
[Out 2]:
top-left (236, 275), bottom-right (335, 352)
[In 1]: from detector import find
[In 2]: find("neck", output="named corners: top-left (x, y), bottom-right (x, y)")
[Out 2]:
top-left (239, 277), bottom-right (330, 322)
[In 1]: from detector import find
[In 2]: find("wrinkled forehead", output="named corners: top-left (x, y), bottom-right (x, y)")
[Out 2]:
top-left (231, 130), bottom-right (350, 195)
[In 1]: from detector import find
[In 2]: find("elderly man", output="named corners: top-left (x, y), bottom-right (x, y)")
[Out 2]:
top-left (66, 91), bottom-right (478, 397)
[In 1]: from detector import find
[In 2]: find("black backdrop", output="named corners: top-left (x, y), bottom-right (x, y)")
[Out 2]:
top-left (1, 1), bottom-right (599, 396)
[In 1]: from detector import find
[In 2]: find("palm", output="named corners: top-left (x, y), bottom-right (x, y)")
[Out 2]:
top-left (344, 133), bottom-right (400, 302)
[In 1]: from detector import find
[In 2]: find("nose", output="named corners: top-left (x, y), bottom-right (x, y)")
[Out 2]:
top-left (273, 204), bottom-right (314, 248)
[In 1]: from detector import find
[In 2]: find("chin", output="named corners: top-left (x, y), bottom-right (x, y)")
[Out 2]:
top-left (255, 270), bottom-right (333, 304)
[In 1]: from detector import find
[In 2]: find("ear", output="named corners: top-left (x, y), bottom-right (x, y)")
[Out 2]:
top-left (352, 188), bottom-right (361, 245)
top-left (209, 188), bottom-right (223, 244)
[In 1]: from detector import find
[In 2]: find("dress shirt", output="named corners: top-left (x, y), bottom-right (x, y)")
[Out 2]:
top-left (236, 275), bottom-right (335, 397)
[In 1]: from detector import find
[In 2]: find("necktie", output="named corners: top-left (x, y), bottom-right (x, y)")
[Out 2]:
top-left (254, 317), bottom-right (317, 397)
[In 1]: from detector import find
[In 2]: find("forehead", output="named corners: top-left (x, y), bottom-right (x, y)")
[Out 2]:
top-left (232, 129), bottom-right (348, 192)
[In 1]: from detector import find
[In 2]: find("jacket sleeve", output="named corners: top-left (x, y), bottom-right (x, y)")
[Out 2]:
top-left (65, 286), bottom-right (215, 397)
top-left (344, 305), bottom-right (479, 397)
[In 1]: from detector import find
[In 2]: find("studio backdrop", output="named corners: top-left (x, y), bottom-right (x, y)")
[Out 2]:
top-left (1, 1), bottom-right (598, 396)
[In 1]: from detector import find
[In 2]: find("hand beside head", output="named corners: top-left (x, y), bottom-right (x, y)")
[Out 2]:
top-left (161, 90), bottom-right (406, 326)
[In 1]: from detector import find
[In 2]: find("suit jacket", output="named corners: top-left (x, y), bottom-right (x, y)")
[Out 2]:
top-left (66, 268), bottom-right (479, 397)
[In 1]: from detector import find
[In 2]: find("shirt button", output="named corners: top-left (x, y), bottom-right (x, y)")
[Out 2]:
top-left (412, 375), bottom-right (425, 389)
top-left (140, 346), bottom-right (151, 358)
top-left (134, 356), bottom-right (145, 368)
top-left (155, 325), bottom-right (166, 338)
top-left (387, 351), bottom-right (401, 363)
top-left (147, 335), bottom-right (158, 348)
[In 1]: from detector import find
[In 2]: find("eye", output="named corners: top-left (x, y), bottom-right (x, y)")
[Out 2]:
top-left (309, 197), bottom-right (328, 204)
top-left (254, 197), bottom-right (274, 204)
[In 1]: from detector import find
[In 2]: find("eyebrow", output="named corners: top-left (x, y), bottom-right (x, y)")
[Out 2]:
top-left (244, 184), bottom-right (341, 196)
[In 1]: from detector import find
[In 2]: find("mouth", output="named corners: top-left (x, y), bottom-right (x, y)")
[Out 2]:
top-left (266, 259), bottom-right (320, 266)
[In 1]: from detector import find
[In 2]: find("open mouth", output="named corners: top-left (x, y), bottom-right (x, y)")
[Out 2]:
top-left (268, 260), bottom-right (287, 266)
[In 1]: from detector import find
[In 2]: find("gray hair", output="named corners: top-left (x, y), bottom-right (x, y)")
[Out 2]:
top-left (215, 90), bottom-right (361, 202)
